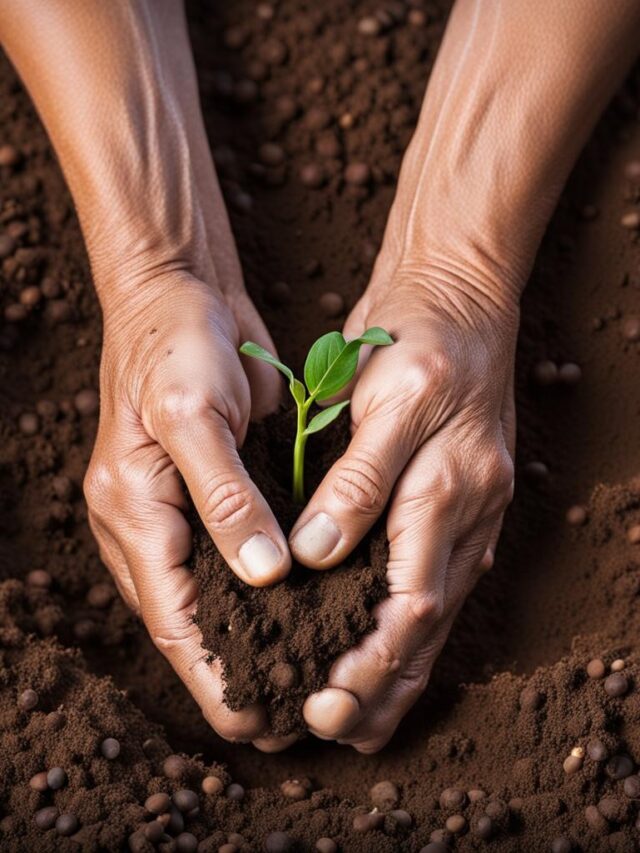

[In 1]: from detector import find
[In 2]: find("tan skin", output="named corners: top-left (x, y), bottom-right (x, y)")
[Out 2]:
top-left (2, 0), bottom-right (638, 753)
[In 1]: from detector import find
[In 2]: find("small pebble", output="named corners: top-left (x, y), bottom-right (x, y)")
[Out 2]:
top-left (319, 291), bottom-right (345, 318)
top-left (439, 787), bottom-right (467, 810)
top-left (47, 767), bottom-right (67, 790)
top-left (627, 524), bottom-right (640, 544)
top-left (226, 783), bottom-right (245, 801)
top-left (45, 710), bottom-right (65, 730)
top-left (88, 582), bottom-right (115, 609)
top-left (258, 143), bottom-right (285, 167)
top-left (620, 211), bottom-right (640, 230)
top-left (5, 303), bottom-right (27, 323)
top-left (587, 739), bottom-right (608, 761)
top-left (34, 807), bottom-right (58, 830)
top-left (55, 813), bottom-right (78, 836)
top-left (264, 831), bottom-right (293, 852)
top-left (558, 363), bottom-right (582, 385)
top-left (259, 37), bottom-right (288, 66)
top-left (597, 796), bottom-right (627, 822)
top-left (202, 775), bottom-right (224, 795)
top-left (551, 838), bottom-right (573, 853)
top-left (532, 360), bottom-right (558, 386)
top-left (370, 780), bottom-right (399, 810)
top-left (445, 814), bottom-right (467, 834)
top-left (468, 788), bottom-right (487, 802)
top-left (101, 737), bottom-right (121, 760)
top-left (566, 505), bottom-right (588, 527)
top-left (144, 821), bottom-right (164, 843)
top-left (19, 285), bottom-right (41, 308)
top-left (485, 800), bottom-right (508, 820)
top-left (344, 163), bottom-right (371, 186)
top-left (316, 133), bottom-right (341, 158)
top-left (145, 792), bottom-right (171, 815)
top-left (281, 779), bottom-right (309, 800)
top-left (625, 160), bottom-right (640, 180)
top-left (524, 461), bottom-right (549, 482)
top-left (586, 658), bottom-right (606, 679)
top-left (563, 754), bottom-right (583, 775)
top-left (519, 685), bottom-right (544, 710)
top-left (74, 388), bottom-right (99, 416)
top-left (604, 672), bottom-right (629, 698)
top-left (353, 811), bottom-right (383, 832)
top-left (358, 16), bottom-right (381, 36)
top-left (19, 412), bottom-right (40, 436)
top-left (52, 475), bottom-right (74, 502)
top-left (585, 804), bottom-right (608, 833)
top-left (606, 754), bottom-right (634, 779)
top-left (173, 789), bottom-right (199, 813)
top-left (611, 659), bottom-right (625, 672)
top-left (315, 839), bottom-right (337, 853)
top-left (474, 815), bottom-right (494, 840)
top-left (622, 316), bottom-right (640, 342)
top-left (420, 844), bottom-right (448, 853)
top-left (176, 833), bottom-right (198, 853)
top-left (269, 662), bottom-right (299, 689)
top-left (18, 688), bottom-right (38, 711)
top-left (624, 775), bottom-right (640, 798)
top-left (163, 754), bottom-right (187, 780)
top-left (256, 3), bottom-right (274, 20)
top-left (0, 144), bottom-right (20, 166)
top-left (29, 771), bottom-right (49, 792)
top-left (299, 163), bottom-right (325, 188)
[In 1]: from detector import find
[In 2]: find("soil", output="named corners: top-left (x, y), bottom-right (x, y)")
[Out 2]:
top-left (192, 410), bottom-right (389, 735)
top-left (0, 0), bottom-right (640, 851)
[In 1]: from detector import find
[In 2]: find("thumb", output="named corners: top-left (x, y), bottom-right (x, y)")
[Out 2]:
top-left (234, 292), bottom-right (282, 420)
top-left (289, 412), bottom-right (413, 568)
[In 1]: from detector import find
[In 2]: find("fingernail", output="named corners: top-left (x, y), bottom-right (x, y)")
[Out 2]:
top-left (238, 533), bottom-right (282, 581)
top-left (291, 512), bottom-right (341, 561)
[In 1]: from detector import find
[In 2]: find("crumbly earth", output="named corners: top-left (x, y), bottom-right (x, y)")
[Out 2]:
top-left (0, 0), bottom-right (640, 850)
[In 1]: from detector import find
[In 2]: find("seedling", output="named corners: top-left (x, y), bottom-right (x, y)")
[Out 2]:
top-left (240, 327), bottom-right (393, 503)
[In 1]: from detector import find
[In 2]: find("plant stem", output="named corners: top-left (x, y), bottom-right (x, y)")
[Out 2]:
top-left (293, 400), bottom-right (310, 504)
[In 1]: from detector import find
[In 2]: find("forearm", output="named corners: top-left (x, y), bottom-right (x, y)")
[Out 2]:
top-left (389, 0), bottom-right (640, 303)
top-left (0, 0), bottom-right (230, 304)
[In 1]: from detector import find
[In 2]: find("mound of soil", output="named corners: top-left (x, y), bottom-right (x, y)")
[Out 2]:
top-left (192, 410), bottom-right (388, 735)
top-left (1, 0), bottom-right (640, 850)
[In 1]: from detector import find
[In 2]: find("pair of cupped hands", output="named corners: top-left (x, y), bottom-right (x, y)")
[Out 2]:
top-left (85, 215), bottom-right (517, 754)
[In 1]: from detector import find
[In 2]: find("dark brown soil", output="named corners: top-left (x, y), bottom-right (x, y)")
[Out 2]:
top-left (1, 0), bottom-right (640, 850)
top-left (192, 410), bottom-right (388, 735)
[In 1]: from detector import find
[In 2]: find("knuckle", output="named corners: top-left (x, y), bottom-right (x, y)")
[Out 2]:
top-left (202, 476), bottom-right (254, 533)
top-left (424, 458), bottom-right (459, 513)
top-left (370, 637), bottom-right (402, 678)
top-left (401, 349), bottom-right (454, 398)
top-left (475, 447), bottom-right (515, 507)
top-left (84, 462), bottom-right (117, 510)
top-left (332, 453), bottom-right (387, 514)
top-left (409, 592), bottom-right (444, 625)
top-left (155, 386), bottom-right (210, 429)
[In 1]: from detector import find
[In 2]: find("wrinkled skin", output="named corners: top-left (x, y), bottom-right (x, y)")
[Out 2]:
top-left (2, 0), bottom-right (638, 753)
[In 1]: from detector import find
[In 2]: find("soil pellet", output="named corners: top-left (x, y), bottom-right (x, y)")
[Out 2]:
top-left (145, 821), bottom-right (164, 843)
top-left (226, 783), bottom-right (245, 801)
top-left (74, 388), bottom-right (99, 416)
top-left (558, 362), bottom-right (582, 385)
top-left (299, 164), bottom-right (325, 188)
top-left (597, 796), bottom-right (628, 822)
top-left (604, 672), bottom-right (629, 697)
top-left (519, 685), bottom-right (544, 710)
top-left (259, 143), bottom-right (285, 167)
top-left (269, 662), bottom-right (299, 689)
top-left (485, 800), bottom-right (508, 820)
top-left (264, 831), bottom-right (293, 852)
top-left (611, 658), bottom-right (625, 672)
top-left (163, 755), bottom-right (187, 780)
top-left (45, 710), bottom-right (65, 730)
top-left (524, 461), bottom-right (549, 482)
top-left (47, 767), bottom-right (67, 790)
top-left (585, 804), bottom-right (608, 833)
top-left (101, 737), bottom-right (120, 759)
top-left (202, 775), bottom-right (223, 795)
top-left (29, 771), bottom-right (49, 792)
top-left (344, 162), bottom-right (371, 186)
top-left (606, 754), bottom-right (634, 779)
top-left (173, 789), bottom-right (199, 813)
top-left (315, 840), bottom-right (337, 853)
top-left (18, 413), bottom-right (39, 436)
top-left (474, 815), bottom-right (494, 839)
top-left (587, 739), bottom-right (608, 761)
top-left (55, 814), bottom-right (79, 836)
top-left (281, 780), bottom-right (308, 800)
top-left (219, 845), bottom-right (239, 853)
top-left (34, 807), bottom-right (58, 830)
top-left (370, 780), bottom-right (400, 809)
top-left (627, 525), bottom-right (640, 544)
top-left (228, 833), bottom-right (245, 845)
top-left (88, 582), bottom-right (115, 608)
top-left (551, 838), bottom-right (573, 853)
top-left (620, 211), bottom-right (640, 229)
top-left (563, 754), bottom-right (583, 774)
top-left (18, 687), bottom-right (38, 710)
top-left (318, 291), bottom-right (345, 318)
top-left (445, 814), bottom-right (467, 834)
top-left (389, 809), bottom-right (412, 828)
top-left (587, 658), bottom-right (606, 678)
top-left (532, 360), bottom-right (558, 386)
top-left (439, 787), bottom-right (467, 810)
top-left (146, 793), bottom-right (172, 815)
top-left (622, 316), bottom-right (640, 342)
top-left (468, 788), bottom-right (487, 802)
top-left (566, 505), bottom-right (588, 526)
top-left (623, 776), bottom-right (640, 798)
top-left (0, 143), bottom-right (19, 166)
top-left (353, 811), bottom-right (383, 832)
top-left (176, 833), bottom-right (198, 852)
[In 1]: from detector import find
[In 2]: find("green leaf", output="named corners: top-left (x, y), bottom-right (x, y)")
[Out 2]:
top-left (304, 327), bottom-right (395, 402)
top-left (358, 326), bottom-right (394, 346)
top-left (303, 332), bottom-right (346, 395)
top-left (240, 342), bottom-right (293, 383)
top-left (303, 400), bottom-right (350, 435)
top-left (291, 378), bottom-right (306, 406)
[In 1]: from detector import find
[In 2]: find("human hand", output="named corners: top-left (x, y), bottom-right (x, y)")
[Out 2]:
top-left (84, 272), bottom-right (294, 749)
top-left (291, 260), bottom-right (517, 752)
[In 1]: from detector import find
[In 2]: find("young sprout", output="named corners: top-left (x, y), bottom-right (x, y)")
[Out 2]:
top-left (240, 327), bottom-right (394, 503)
